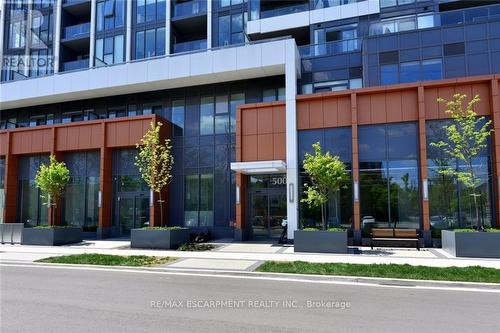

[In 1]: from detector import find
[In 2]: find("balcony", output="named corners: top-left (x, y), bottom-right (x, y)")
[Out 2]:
top-left (63, 0), bottom-right (90, 5)
top-left (299, 38), bottom-right (361, 58)
top-left (63, 22), bottom-right (90, 40)
top-left (62, 59), bottom-right (89, 72)
top-left (369, 3), bottom-right (500, 36)
top-left (261, 3), bottom-right (309, 19)
top-left (173, 39), bottom-right (207, 54)
top-left (173, 0), bottom-right (207, 19)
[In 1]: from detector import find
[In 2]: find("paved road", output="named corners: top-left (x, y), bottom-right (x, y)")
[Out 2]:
top-left (1, 264), bottom-right (499, 333)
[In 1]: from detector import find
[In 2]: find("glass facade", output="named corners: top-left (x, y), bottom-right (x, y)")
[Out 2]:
top-left (426, 119), bottom-right (494, 231)
top-left (298, 127), bottom-right (353, 230)
top-left (17, 155), bottom-right (49, 226)
top-left (134, 0), bottom-right (166, 60)
top-left (359, 123), bottom-right (420, 233)
top-left (184, 173), bottom-right (214, 227)
top-left (63, 151), bottom-right (100, 231)
top-left (95, 0), bottom-right (126, 66)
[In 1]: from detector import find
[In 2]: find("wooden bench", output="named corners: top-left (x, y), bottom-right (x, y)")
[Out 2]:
top-left (370, 228), bottom-right (420, 250)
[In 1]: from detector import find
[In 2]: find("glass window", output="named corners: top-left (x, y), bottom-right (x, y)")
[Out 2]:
top-left (115, 0), bottom-right (124, 27)
top-left (380, 0), bottom-right (397, 7)
top-left (218, 15), bottom-right (230, 46)
top-left (418, 14), bottom-right (435, 29)
top-left (135, 31), bottom-right (145, 59)
top-left (184, 174), bottom-right (199, 226)
top-left (17, 155), bottom-right (49, 226)
top-left (145, 29), bottom-right (155, 57)
top-left (263, 88), bottom-right (276, 102)
top-left (426, 120), bottom-right (493, 230)
top-left (199, 174), bottom-right (214, 226)
top-left (136, 0), bottom-right (145, 23)
top-left (156, 27), bottom-right (165, 56)
top-left (200, 96), bottom-right (214, 135)
top-left (422, 59), bottom-right (442, 81)
top-left (96, 38), bottom-right (104, 61)
top-left (359, 123), bottom-right (420, 233)
top-left (146, 0), bottom-right (156, 22)
top-left (400, 61), bottom-right (420, 83)
top-left (215, 95), bottom-right (228, 114)
top-left (157, 0), bottom-right (166, 20)
top-left (380, 64), bottom-right (398, 85)
top-left (172, 99), bottom-right (185, 136)
top-left (114, 34), bottom-right (124, 63)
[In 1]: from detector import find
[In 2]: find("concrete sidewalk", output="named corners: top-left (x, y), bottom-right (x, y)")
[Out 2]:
top-left (1, 239), bottom-right (500, 271)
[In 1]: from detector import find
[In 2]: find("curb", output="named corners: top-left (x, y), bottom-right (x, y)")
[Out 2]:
top-left (2, 260), bottom-right (500, 292)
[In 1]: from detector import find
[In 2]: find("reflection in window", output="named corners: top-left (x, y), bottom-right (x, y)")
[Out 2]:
top-left (172, 99), bottom-right (185, 136)
top-left (17, 155), bottom-right (50, 226)
top-left (359, 123), bottom-right (420, 234)
top-left (380, 64), bottom-right (398, 85)
top-left (185, 173), bottom-right (213, 227)
top-left (63, 152), bottom-right (100, 231)
top-left (200, 96), bottom-right (214, 135)
top-left (298, 127), bottom-right (353, 230)
top-left (426, 120), bottom-right (493, 230)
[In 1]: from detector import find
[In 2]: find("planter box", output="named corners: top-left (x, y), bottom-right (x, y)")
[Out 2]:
top-left (22, 227), bottom-right (83, 246)
top-left (441, 230), bottom-right (500, 258)
top-left (131, 228), bottom-right (190, 249)
top-left (294, 230), bottom-right (348, 253)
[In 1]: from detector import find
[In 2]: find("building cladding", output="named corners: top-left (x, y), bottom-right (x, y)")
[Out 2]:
top-left (1, 0), bottom-right (500, 244)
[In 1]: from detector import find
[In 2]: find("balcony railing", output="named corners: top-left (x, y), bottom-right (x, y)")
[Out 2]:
top-left (299, 38), bottom-right (361, 58)
top-left (313, 0), bottom-right (364, 10)
top-left (173, 0), bottom-right (207, 18)
top-left (63, 0), bottom-right (90, 5)
top-left (62, 58), bottom-right (89, 72)
top-left (63, 22), bottom-right (90, 39)
top-left (260, 3), bottom-right (309, 19)
top-left (173, 39), bottom-right (207, 53)
top-left (369, 3), bottom-right (500, 36)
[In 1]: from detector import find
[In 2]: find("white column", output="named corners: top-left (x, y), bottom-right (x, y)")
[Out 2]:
top-left (89, 0), bottom-right (97, 67)
top-left (206, 0), bottom-right (211, 48)
top-left (0, 0), bottom-right (5, 75)
top-left (285, 39), bottom-right (300, 240)
top-left (125, 0), bottom-right (132, 61)
top-left (53, 0), bottom-right (62, 73)
top-left (165, 0), bottom-right (171, 54)
top-left (24, 5), bottom-right (33, 77)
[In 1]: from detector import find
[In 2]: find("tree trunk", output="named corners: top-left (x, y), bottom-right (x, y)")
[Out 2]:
top-left (158, 191), bottom-right (164, 227)
top-left (321, 203), bottom-right (326, 231)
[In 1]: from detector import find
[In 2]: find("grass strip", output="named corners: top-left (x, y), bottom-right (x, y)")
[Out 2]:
top-left (36, 254), bottom-right (175, 267)
top-left (257, 261), bottom-right (500, 284)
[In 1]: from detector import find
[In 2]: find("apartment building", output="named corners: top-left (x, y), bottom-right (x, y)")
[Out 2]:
top-left (1, 0), bottom-right (500, 245)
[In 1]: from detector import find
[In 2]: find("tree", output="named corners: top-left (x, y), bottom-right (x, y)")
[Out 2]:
top-left (135, 122), bottom-right (174, 226)
top-left (34, 155), bottom-right (70, 226)
top-left (430, 93), bottom-right (492, 230)
top-left (301, 142), bottom-right (349, 230)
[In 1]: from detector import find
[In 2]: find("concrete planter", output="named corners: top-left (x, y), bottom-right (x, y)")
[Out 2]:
top-left (441, 230), bottom-right (500, 258)
top-left (294, 230), bottom-right (348, 253)
top-left (131, 228), bottom-right (190, 249)
top-left (22, 227), bottom-right (83, 246)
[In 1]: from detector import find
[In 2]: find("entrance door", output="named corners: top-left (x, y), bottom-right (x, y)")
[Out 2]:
top-left (249, 193), bottom-right (287, 239)
top-left (117, 195), bottom-right (150, 235)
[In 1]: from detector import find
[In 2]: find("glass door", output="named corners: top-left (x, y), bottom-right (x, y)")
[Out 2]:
top-left (249, 193), bottom-right (287, 239)
top-left (118, 195), bottom-right (150, 235)
top-left (250, 194), bottom-right (268, 238)
top-left (269, 194), bottom-right (287, 238)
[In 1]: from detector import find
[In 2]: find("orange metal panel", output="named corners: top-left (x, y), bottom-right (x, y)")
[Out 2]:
top-left (241, 108), bottom-right (258, 135)
top-left (242, 135), bottom-right (258, 161)
top-left (401, 89), bottom-right (419, 121)
top-left (309, 99), bottom-right (324, 128)
top-left (296, 101), bottom-right (310, 129)
top-left (257, 134), bottom-right (274, 160)
top-left (257, 106), bottom-right (273, 134)
top-left (357, 95), bottom-right (371, 124)
top-left (323, 98), bottom-right (338, 128)
top-left (273, 133), bottom-right (286, 160)
top-left (370, 93), bottom-right (387, 124)
top-left (272, 105), bottom-right (286, 133)
top-left (386, 91), bottom-right (403, 122)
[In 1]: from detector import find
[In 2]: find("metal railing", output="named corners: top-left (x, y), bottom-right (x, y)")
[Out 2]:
top-left (299, 38), bottom-right (361, 58)
top-left (173, 0), bottom-right (207, 18)
top-left (62, 58), bottom-right (89, 72)
top-left (260, 3), bottom-right (309, 19)
top-left (173, 39), bottom-right (207, 53)
top-left (369, 3), bottom-right (500, 36)
top-left (63, 22), bottom-right (90, 39)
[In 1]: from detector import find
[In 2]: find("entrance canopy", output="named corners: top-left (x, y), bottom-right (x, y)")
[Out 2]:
top-left (230, 160), bottom-right (286, 174)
